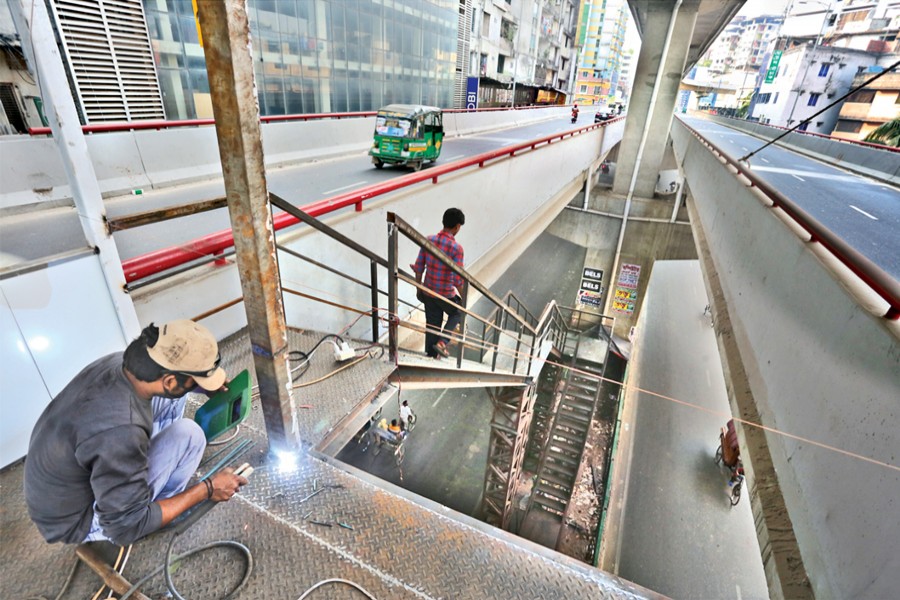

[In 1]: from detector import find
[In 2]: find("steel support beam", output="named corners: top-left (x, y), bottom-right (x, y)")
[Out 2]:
top-left (389, 365), bottom-right (530, 389)
top-left (481, 384), bottom-right (537, 529)
top-left (195, 0), bottom-right (299, 451)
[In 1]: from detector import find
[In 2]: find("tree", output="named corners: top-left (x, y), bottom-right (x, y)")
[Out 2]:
top-left (864, 117), bottom-right (900, 147)
top-left (737, 93), bottom-right (753, 119)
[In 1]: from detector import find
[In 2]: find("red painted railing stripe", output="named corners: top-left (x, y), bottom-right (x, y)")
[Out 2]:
top-left (120, 115), bottom-right (619, 283)
top-left (29, 104), bottom-right (568, 136)
top-left (677, 116), bottom-right (900, 318)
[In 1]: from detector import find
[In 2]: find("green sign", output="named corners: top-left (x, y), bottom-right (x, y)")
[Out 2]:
top-left (764, 50), bottom-right (783, 84)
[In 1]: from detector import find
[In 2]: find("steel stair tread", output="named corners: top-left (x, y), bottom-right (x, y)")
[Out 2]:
top-left (536, 471), bottom-right (575, 490)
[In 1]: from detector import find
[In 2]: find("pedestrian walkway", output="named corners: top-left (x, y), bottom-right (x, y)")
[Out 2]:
top-left (1, 330), bottom-right (661, 599)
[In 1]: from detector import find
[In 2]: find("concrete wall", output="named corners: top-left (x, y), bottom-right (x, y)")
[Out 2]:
top-left (705, 114), bottom-right (900, 185)
top-left (0, 106), bottom-right (571, 210)
top-left (671, 118), bottom-right (900, 600)
top-left (1, 251), bottom-right (128, 467)
top-left (134, 123), bottom-right (606, 343)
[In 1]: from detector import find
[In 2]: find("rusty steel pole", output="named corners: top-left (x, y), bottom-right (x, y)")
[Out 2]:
top-left (195, 0), bottom-right (300, 451)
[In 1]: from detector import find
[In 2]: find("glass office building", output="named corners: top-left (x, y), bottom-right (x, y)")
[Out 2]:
top-left (143, 0), bottom-right (459, 120)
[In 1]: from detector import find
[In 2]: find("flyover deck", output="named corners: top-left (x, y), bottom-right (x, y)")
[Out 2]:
top-left (1, 330), bottom-right (658, 599)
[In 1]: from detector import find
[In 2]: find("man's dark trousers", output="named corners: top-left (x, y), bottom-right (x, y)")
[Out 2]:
top-left (423, 294), bottom-right (462, 357)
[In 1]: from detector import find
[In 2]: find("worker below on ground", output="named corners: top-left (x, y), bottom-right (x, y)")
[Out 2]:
top-left (24, 320), bottom-right (247, 546)
top-left (399, 400), bottom-right (413, 431)
top-left (411, 207), bottom-right (466, 359)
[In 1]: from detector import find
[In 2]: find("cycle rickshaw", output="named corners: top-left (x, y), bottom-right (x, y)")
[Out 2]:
top-left (715, 419), bottom-right (745, 506)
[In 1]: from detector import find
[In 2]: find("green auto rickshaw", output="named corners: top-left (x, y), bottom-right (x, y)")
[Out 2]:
top-left (369, 104), bottom-right (443, 171)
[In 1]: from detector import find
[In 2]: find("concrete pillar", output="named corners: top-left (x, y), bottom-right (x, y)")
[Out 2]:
top-left (612, 0), bottom-right (699, 198)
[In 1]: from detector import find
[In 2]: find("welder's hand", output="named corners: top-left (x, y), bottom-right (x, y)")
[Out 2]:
top-left (210, 467), bottom-right (249, 502)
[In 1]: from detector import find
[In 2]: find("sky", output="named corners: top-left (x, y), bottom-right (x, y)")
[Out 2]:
top-left (738, 0), bottom-right (793, 18)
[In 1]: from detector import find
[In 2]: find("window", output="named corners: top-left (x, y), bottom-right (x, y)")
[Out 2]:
top-left (847, 89), bottom-right (875, 103)
top-left (818, 63), bottom-right (830, 77)
top-left (757, 92), bottom-right (771, 104)
top-left (808, 93), bottom-right (820, 106)
top-left (834, 120), bottom-right (862, 133)
top-left (497, 55), bottom-right (506, 73)
top-left (773, 92), bottom-right (779, 104)
top-left (896, 93), bottom-right (900, 104)
top-left (580, 84), bottom-right (587, 93)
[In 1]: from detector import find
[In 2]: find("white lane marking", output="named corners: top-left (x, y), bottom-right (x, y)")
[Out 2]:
top-left (736, 584), bottom-right (743, 600)
top-left (761, 157), bottom-right (770, 164)
top-left (443, 154), bottom-right (463, 161)
top-left (850, 205), bottom-right (878, 220)
top-left (432, 388), bottom-right (451, 408)
top-left (323, 181), bottom-right (367, 194)
top-left (751, 165), bottom-right (860, 183)
top-left (792, 174), bottom-right (805, 182)
top-left (742, 147), bottom-right (748, 151)
top-left (473, 136), bottom-right (522, 143)
top-left (881, 187), bottom-right (894, 192)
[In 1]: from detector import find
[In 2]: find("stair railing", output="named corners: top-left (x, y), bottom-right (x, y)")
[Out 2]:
top-left (388, 212), bottom-right (544, 370)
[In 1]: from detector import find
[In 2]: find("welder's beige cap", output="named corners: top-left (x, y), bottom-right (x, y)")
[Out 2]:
top-left (147, 320), bottom-right (227, 391)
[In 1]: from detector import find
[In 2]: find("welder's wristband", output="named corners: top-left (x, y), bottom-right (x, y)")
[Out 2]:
top-left (204, 478), bottom-right (214, 500)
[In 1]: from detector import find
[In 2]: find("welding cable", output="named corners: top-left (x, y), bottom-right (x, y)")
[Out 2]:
top-left (118, 534), bottom-right (253, 600)
top-left (295, 578), bottom-right (377, 600)
top-left (292, 354), bottom-right (368, 389)
top-left (207, 424), bottom-right (241, 446)
top-left (90, 544), bottom-right (133, 600)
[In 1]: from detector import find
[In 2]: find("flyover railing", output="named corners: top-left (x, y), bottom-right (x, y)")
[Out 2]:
top-left (27, 104), bottom-right (569, 136)
top-left (118, 116), bottom-right (622, 285)
top-left (676, 116), bottom-right (900, 320)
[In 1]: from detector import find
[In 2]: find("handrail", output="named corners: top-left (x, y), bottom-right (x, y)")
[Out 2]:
top-left (676, 116), bottom-right (900, 320)
top-left (121, 116), bottom-right (619, 283)
top-left (388, 212), bottom-right (536, 334)
top-left (28, 104), bottom-right (566, 136)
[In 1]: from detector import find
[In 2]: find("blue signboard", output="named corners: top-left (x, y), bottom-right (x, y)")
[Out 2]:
top-left (466, 77), bottom-right (479, 110)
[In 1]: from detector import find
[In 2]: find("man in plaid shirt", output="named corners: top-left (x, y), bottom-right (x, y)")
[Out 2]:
top-left (412, 208), bottom-right (465, 358)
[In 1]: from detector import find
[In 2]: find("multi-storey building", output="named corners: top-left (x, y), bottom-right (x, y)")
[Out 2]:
top-left (4, 0), bottom-right (463, 124)
top-left (784, 0), bottom-right (900, 52)
top-left (616, 48), bottom-right (635, 103)
top-left (0, 3), bottom-right (43, 133)
top-left (691, 14), bottom-right (783, 114)
top-left (832, 67), bottom-right (900, 140)
top-left (573, 0), bottom-right (628, 107)
top-left (753, 45), bottom-right (888, 133)
top-left (467, 0), bottom-right (578, 107)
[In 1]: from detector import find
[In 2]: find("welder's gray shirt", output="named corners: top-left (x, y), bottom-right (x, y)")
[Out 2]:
top-left (24, 353), bottom-right (163, 545)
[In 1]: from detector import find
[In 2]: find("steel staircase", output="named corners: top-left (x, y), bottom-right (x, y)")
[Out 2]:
top-left (525, 363), bottom-right (602, 520)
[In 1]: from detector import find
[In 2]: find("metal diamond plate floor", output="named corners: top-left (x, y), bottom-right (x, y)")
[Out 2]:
top-left (0, 329), bottom-right (662, 600)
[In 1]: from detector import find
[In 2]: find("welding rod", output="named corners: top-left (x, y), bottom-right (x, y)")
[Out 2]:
top-left (168, 462), bottom-right (255, 535)
top-left (198, 436), bottom-right (243, 469)
top-left (200, 439), bottom-right (254, 481)
top-left (297, 487), bottom-right (326, 504)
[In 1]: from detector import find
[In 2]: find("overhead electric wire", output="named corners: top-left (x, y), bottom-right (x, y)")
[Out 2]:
top-left (739, 58), bottom-right (900, 163)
